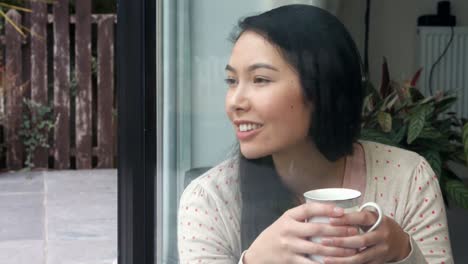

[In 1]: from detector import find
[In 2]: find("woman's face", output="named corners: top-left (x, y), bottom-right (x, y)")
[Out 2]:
top-left (225, 31), bottom-right (313, 159)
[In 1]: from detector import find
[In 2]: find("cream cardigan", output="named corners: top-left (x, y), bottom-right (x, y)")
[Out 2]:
top-left (177, 141), bottom-right (453, 263)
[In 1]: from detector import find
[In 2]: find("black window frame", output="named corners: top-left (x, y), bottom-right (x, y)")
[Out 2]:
top-left (117, 0), bottom-right (157, 263)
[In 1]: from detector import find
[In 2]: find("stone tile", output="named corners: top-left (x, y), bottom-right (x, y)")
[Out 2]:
top-left (47, 240), bottom-right (117, 264)
top-left (47, 191), bottom-right (116, 220)
top-left (48, 218), bottom-right (117, 241)
top-left (45, 170), bottom-right (117, 195)
top-left (47, 191), bottom-right (116, 241)
top-left (0, 171), bottom-right (44, 194)
top-left (0, 170), bottom-right (118, 263)
top-left (0, 193), bottom-right (44, 240)
top-left (0, 240), bottom-right (44, 264)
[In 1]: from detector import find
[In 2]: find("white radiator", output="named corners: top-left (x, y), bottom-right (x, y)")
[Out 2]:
top-left (417, 26), bottom-right (468, 117)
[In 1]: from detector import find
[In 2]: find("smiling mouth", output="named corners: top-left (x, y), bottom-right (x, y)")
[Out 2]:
top-left (238, 123), bottom-right (263, 132)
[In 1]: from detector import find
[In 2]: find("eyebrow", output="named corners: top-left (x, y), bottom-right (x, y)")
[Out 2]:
top-left (225, 63), bottom-right (279, 73)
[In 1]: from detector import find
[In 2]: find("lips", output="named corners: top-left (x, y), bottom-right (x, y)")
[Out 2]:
top-left (236, 124), bottom-right (262, 140)
top-left (233, 120), bottom-right (263, 140)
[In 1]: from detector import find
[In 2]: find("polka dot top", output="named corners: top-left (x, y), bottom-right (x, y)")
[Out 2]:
top-left (177, 141), bottom-right (453, 263)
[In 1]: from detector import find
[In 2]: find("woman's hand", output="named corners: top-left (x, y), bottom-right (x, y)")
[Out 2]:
top-left (320, 211), bottom-right (411, 264)
top-left (244, 203), bottom-right (359, 264)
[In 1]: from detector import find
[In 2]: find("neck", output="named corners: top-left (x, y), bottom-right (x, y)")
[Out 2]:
top-left (272, 139), bottom-right (346, 199)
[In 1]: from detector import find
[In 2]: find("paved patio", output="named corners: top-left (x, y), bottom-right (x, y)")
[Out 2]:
top-left (0, 169), bottom-right (117, 264)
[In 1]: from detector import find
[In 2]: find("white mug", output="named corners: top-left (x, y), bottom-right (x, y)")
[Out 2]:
top-left (303, 188), bottom-right (382, 263)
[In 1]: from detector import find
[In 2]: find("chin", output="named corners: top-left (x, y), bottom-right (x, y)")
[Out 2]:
top-left (240, 145), bottom-right (270, 159)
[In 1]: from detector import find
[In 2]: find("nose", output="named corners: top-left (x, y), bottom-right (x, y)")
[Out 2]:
top-left (227, 84), bottom-right (250, 113)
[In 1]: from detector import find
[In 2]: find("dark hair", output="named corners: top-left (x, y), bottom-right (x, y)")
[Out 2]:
top-left (232, 5), bottom-right (365, 252)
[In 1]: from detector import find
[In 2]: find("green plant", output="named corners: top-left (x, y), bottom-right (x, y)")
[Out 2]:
top-left (19, 98), bottom-right (55, 169)
top-left (361, 57), bottom-right (468, 209)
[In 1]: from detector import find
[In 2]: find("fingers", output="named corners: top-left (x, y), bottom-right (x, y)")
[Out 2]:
top-left (288, 221), bottom-right (359, 238)
top-left (321, 231), bottom-right (380, 249)
top-left (291, 255), bottom-right (321, 264)
top-left (286, 202), bottom-right (344, 221)
top-left (322, 245), bottom-right (386, 264)
top-left (288, 238), bottom-right (357, 257)
top-left (329, 210), bottom-right (379, 228)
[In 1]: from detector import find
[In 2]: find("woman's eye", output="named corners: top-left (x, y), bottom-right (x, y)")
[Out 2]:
top-left (253, 77), bottom-right (271, 84)
top-left (224, 78), bottom-right (237, 86)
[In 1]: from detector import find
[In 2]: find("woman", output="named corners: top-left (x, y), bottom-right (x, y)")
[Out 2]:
top-left (177, 5), bottom-right (453, 264)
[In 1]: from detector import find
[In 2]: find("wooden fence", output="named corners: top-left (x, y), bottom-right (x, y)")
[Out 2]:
top-left (2, 0), bottom-right (116, 170)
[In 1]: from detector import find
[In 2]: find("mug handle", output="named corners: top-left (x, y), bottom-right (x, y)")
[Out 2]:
top-left (358, 202), bottom-right (382, 232)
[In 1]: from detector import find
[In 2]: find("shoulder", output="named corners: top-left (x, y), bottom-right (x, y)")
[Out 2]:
top-left (180, 158), bottom-right (240, 208)
top-left (360, 140), bottom-right (433, 189)
top-left (360, 140), bottom-right (425, 173)
top-left (190, 158), bottom-right (240, 195)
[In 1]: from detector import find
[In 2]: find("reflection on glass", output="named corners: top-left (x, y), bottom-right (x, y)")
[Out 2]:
top-left (161, 1), bottom-right (453, 264)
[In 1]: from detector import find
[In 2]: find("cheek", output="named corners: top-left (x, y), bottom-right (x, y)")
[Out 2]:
top-left (268, 100), bottom-right (309, 132)
top-left (288, 104), bottom-right (310, 129)
top-left (280, 98), bottom-right (311, 136)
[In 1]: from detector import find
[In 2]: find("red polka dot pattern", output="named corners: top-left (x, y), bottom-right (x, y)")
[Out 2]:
top-left (362, 143), bottom-right (452, 263)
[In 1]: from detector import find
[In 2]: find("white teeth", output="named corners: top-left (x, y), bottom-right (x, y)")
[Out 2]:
top-left (239, 123), bottom-right (262, 132)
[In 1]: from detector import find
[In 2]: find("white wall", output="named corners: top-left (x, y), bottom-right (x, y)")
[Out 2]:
top-left (339, 0), bottom-right (468, 87)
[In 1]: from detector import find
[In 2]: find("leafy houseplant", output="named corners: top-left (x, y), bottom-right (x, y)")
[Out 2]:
top-left (360, 57), bottom-right (468, 209)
